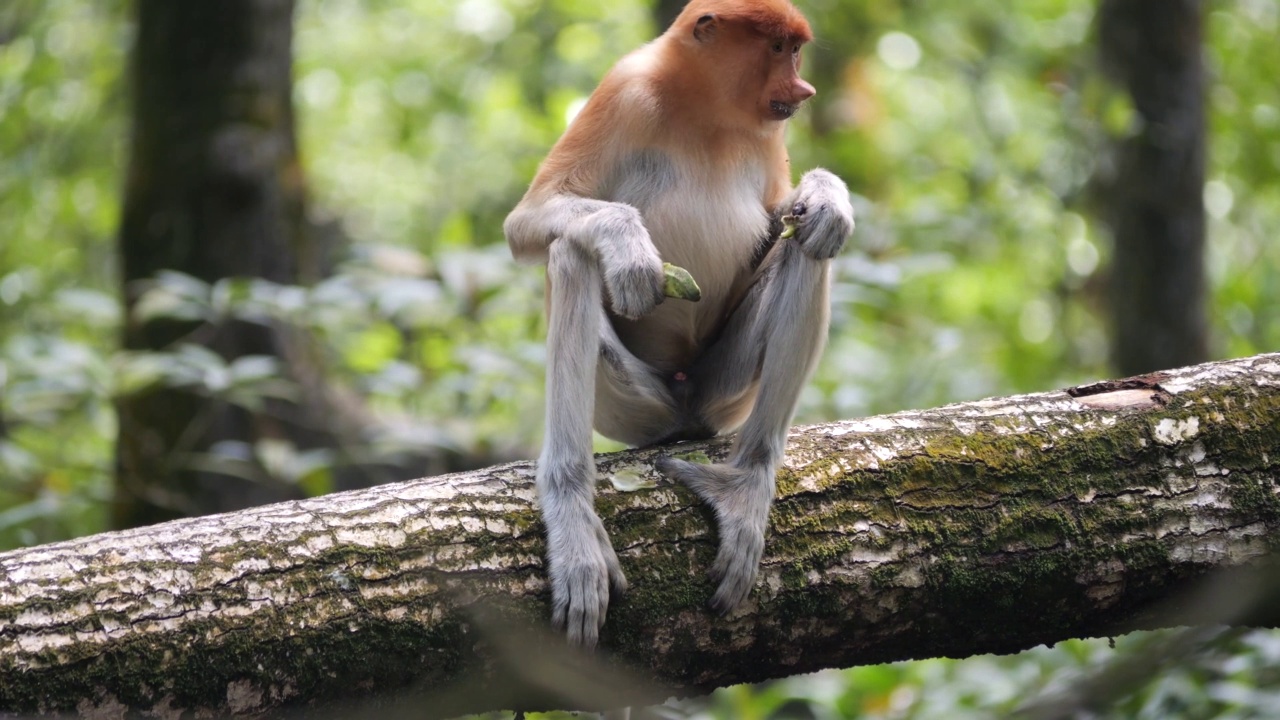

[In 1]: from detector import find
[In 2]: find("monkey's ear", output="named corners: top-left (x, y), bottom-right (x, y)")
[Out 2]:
top-left (693, 13), bottom-right (717, 42)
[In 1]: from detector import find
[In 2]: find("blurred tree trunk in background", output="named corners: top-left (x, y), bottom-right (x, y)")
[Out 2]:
top-left (1097, 0), bottom-right (1209, 376)
top-left (654, 0), bottom-right (684, 30)
top-left (114, 0), bottom-right (505, 531)
top-left (114, 0), bottom-right (321, 527)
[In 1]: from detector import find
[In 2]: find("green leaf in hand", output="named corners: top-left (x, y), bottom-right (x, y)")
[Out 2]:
top-left (662, 262), bottom-right (701, 302)
top-left (780, 213), bottom-right (799, 239)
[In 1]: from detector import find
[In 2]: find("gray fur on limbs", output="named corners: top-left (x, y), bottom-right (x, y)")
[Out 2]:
top-left (528, 170), bottom-right (852, 647)
top-left (656, 168), bottom-right (853, 613)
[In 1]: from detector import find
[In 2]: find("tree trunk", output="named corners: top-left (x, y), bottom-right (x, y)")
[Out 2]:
top-left (1097, 0), bottom-right (1209, 376)
top-left (113, 0), bottom-right (519, 529)
top-left (114, 0), bottom-right (317, 527)
top-left (5, 354), bottom-right (1279, 718)
top-left (654, 0), bottom-right (685, 30)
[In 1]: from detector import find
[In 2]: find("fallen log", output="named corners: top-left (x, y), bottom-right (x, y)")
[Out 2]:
top-left (2, 354), bottom-right (1278, 717)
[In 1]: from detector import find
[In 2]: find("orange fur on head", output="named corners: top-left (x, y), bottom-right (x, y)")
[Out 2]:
top-left (651, 0), bottom-right (817, 131)
top-left (670, 0), bottom-right (813, 44)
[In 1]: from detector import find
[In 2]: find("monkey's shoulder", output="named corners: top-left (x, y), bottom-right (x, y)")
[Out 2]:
top-left (591, 46), bottom-right (665, 125)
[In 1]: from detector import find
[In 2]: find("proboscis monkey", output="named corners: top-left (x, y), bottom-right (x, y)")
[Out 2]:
top-left (505, 0), bottom-right (854, 646)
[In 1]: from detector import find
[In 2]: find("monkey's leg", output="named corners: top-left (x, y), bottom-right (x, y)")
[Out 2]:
top-left (656, 239), bottom-right (828, 612)
top-left (540, 239), bottom-right (628, 648)
top-left (507, 196), bottom-right (666, 320)
top-left (658, 169), bottom-right (853, 612)
top-left (595, 312), bottom-right (685, 447)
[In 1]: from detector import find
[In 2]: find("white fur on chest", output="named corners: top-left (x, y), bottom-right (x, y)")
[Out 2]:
top-left (602, 149), bottom-right (770, 364)
top-left (650, 162), bottom-right (766, 279)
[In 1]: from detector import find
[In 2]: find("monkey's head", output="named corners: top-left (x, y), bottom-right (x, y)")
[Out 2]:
top-left (672, 0), bottom-right (816, 125)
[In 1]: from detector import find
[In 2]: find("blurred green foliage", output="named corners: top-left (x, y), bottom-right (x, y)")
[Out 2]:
top-left (660, 628), bottom-right (1280, 719)
top-left (0, 0), bottom-right (126, 543)
top-left (1, 0), bottom-right (1278, 716)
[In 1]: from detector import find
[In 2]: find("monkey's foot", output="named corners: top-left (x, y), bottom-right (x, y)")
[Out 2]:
top-left (655, 457), bottom-right (773, 613)
top-left (544, 504), bottom-right (628, 648)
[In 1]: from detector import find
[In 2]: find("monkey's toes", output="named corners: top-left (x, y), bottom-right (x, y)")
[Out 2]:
top-left (551, 563), bottom-right (610, 649)
top-left (655, 456), bottom-right (739, 503)
top-left (708, 559), bottom-right (758, 614)
top-left (707, 524), bottom-right (764, 612)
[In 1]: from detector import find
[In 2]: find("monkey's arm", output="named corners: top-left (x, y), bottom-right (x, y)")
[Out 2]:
top-left (504, 194), bottom-right (625, 264)
top-left (503, 90), bottom-right (667, 320)
top-left (501, 86), bottom-right (671, 648)
top-left (505, 192), bottom-right (666, 321)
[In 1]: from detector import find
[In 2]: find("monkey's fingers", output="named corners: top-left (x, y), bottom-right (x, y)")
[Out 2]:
top-left (554, 563), bottom-right (608, 649)
top-left (662, 263), bottom-right (702, 302)
top-left (779, 214), bottom-right (801, 240)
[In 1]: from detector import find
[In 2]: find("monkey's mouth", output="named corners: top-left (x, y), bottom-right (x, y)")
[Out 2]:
top-left (769, 100), bottom-right (800, 120)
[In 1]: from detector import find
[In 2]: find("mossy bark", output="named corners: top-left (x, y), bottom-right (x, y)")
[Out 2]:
top-left (3, 354), bottom-right (1279, 717)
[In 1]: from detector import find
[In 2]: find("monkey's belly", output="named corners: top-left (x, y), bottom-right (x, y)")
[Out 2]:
top-left (594, 317), bottom-right (758, 446)
top-left (610, 301), bottom-right (710, 373)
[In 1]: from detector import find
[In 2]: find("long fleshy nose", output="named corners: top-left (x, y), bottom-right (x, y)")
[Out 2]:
top-left (793, 77), bottom-right (816, 102)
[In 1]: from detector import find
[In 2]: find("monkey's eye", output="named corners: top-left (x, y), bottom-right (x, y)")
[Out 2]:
top-left (771, 41), bottom-right (784, 54)
top-left (792, 45), bottom-right (801, 56)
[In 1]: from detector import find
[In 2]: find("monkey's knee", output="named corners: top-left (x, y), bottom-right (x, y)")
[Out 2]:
top-left (787, 169), bottom-right (855, 260)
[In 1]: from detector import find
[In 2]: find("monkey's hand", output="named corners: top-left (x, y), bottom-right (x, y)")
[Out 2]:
top-left (654, 457), bottom-right (773, 613)
top-left (580, 205), bottom-right (666, 320)
top-left (540, 467), bottom-right (628, 648)
top-left (782, 169), bottom-right (855, 261)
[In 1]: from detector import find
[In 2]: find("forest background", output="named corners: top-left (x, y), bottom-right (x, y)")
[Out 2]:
top-left (1, 0), bottom-right (1278, 717)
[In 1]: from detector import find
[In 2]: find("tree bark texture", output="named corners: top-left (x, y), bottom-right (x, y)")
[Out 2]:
top-left (1097, 0), bottom-right (1209, 376)
top-left (4, 354), bottom-right (1279, 718)
top-left (114, 0), bottom-right (320, 527)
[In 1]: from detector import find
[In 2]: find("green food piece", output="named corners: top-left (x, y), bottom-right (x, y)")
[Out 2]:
top-left (780, 214), bottom-right (799, 239)
top-left (662, 262), bottom-right (702, 302)
top-left (673, 450), bottom-right (712, 465)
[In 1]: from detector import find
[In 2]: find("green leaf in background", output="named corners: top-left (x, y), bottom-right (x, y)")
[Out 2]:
top-left (344, 321), bottom-right (403, 373)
